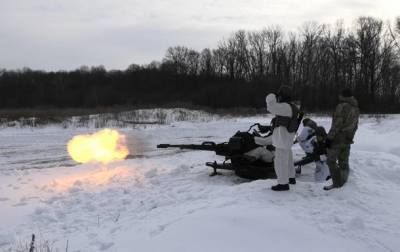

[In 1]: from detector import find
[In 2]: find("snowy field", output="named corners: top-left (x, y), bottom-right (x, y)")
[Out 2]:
top-left (1, 112), bottom-right (400, 251)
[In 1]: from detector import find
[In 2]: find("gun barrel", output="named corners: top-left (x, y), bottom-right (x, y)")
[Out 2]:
top-left (157, 141), bottom-right (217, 151)
top-left (294, 154), bottom-right (318, 167)
top-left (157, 144), bottom-right (171, 148)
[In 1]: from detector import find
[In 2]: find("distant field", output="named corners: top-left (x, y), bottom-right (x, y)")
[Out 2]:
top-left (0, 107), bottom-right (273, 128)
top-left (0, 114), bottom-right (399, 251)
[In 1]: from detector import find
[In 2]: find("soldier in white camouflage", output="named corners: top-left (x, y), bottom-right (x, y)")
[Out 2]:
top-left (324, 89), bottom-right (359, 190)
top-left (266, 85), bottom-right (300, 191)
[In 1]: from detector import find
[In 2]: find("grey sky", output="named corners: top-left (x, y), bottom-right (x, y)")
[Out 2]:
top-left (0, 0), bottom-right (398, 71)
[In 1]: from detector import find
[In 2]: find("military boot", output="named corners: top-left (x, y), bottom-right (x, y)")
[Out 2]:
top-left (323, 184), bottom-right (337, 191)
top-left (271, 184), bottom-right (289, 191)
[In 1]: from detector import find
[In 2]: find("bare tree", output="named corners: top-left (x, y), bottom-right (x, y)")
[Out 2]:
top-left (265, 26), bottom-right (283, 76)
top-left (164, 46), bottom-right (190, 74)
top-left (233, 30), bottom-right (251, 80)
top-left (199, 48), bottom-right (214, 76)
top-left (212, 47), bottom-right (227, 77)
top-left (388, 16), bottom-right (400, 53)
top-left (355, 16), bottom-right (383, 104)
top-left (186, 49), bottom-right (200, 76)
top-left (248, 30), bottom-right (267, 78)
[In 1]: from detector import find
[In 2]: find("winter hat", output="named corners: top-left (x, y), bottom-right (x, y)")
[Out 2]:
top-left (302, 118), bottom-right (311, 126)
top-left (303, 118), bottom-right (317, 130)
top-left (315, 126), bottom-right (327, 137)
top-left (277, 85), bottom-right (292, 102)
top-left (340, 88), bottom-right (353, 98)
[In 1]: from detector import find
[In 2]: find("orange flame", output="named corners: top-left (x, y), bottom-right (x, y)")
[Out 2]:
top-left (67, 129), bottom-right (129, 164)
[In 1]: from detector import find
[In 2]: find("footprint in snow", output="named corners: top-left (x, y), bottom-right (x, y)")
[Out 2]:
top-left (347, 217), bottom-right (365, 230)
top-left (149, 224), bottom-right (166, 236)
top-left (12, 202), bottom-right (28, 207)
top-left (333, 215), bottom-right (344, 224)
top-left (145, 168), bottom-right (158, 178)
top-left (97, 241), bottom-right (114, 251)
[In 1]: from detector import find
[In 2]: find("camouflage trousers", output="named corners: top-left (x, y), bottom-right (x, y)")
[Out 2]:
top-left (327, 145), bottom-right (351, 187)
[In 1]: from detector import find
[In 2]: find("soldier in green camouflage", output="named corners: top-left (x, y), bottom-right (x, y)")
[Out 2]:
top-left (324, 89), bottom-right (359, 191)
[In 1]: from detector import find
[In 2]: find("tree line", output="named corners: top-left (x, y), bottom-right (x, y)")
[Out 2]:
top-left (1, 16), bottom-right (400, 113)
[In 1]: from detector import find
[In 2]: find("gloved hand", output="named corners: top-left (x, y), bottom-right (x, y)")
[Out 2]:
top-left (258, 124), bottom-right (272, 134)
top-left (266, 145), bottom-right (275, 152)
top-left (270, 118), bottom-right (276, 128)
top-left (325, 138), bottom-right (332, 149)
top-left (265, 93), bottom-right (277, 104)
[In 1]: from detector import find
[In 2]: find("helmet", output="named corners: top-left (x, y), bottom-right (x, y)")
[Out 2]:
top-left (302, 118), bottom-right (317, 130)
top-left (277, 85), bottom-right (292, 102)
top-left (315, 126), bottom-right (327, 137)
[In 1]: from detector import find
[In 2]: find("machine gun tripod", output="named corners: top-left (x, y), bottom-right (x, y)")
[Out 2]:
top-left (157, 123), bottom-right (277, 180)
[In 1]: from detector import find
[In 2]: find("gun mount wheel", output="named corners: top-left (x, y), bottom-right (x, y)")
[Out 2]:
top-left (206, 159), bottom-right (276, 180)
top-left (232, 158), bottom-right (276, 180)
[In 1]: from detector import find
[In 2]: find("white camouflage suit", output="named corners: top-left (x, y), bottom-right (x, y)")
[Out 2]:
top-left (297, 128), bottom-right (330, 182)
top-left (296, 126), bottom-right (315, 154)
top-left (314, 153), bottom-right (330, 182)
top-left (266, 94), bottom-right (296, 185)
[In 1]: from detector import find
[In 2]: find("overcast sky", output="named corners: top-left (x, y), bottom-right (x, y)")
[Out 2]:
top-left (0, 0), bottom-right (398, 71)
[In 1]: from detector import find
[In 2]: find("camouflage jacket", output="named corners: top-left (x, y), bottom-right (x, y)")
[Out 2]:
top-left (328, 96), bottom-right (359, 146)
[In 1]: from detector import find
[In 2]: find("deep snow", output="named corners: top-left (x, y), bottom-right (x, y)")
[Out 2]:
top-left (0, 113), bottom-right (400, 251)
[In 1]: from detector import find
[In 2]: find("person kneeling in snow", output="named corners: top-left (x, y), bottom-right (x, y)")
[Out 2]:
top-left (294, 126), bottom-right (331, 182)
top-left (296, 118), bottom-right (317, 155)
top-left (313, 127), bottom-right (331, 182)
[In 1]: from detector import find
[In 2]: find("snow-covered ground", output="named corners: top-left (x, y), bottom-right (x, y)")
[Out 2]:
top-left (0, 113), bottom-right (400, 251)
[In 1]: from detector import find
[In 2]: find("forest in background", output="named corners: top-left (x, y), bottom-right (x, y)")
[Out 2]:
top-left (1, 16), bottom-right (400, 114)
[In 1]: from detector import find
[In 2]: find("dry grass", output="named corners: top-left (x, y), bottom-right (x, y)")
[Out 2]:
top-left (12, 235), bottom-right (58, 252)
top-left (0, 103), bottom-right (269, 120)
top-left (0, 106), bottom-right (135, 120)
top-left (0, 106), bottom-right (218, 128)
top-left (4, 104), bottom-right (381, 128)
